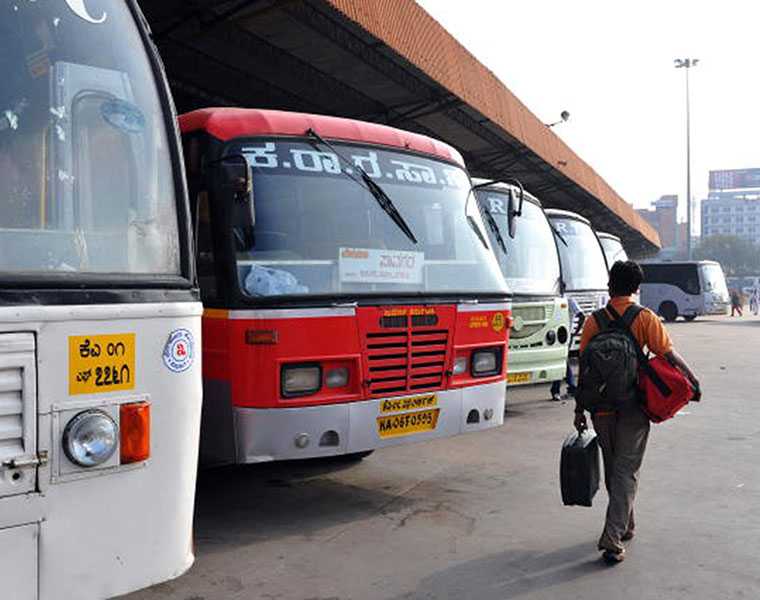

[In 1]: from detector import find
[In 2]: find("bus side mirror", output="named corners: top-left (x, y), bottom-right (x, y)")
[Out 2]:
top-left (507, 188), bottom-right (523, 238)
top-left (219, 154), bottom-right (254, 215)
top-left (215, 154), bottom-right (255, 250)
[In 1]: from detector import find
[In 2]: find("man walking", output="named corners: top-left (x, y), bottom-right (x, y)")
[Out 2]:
top-left (574, 261), bottom-right (700, 564)
top-left (731, 290), bottom-right (743, 316)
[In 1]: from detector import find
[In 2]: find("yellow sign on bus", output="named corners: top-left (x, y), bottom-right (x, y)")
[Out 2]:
top-left (69, 334), bottom-right (136, 395)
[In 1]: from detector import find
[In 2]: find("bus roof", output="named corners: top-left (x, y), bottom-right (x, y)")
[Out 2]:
top-left (471, 178), bottom-right (542, 208)
top-left (544, 208), bottom-right (591, 226)
top-left (179, 108), bottom-right (465, 167)
top-left (597, 231), bottom-right (622, 242)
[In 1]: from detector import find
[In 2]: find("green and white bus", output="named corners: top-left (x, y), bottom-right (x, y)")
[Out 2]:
top-left (545, 209), bottom-right (609, 352)
top-left (598, 231), bottom-right (629, 269)
top-left (475, 181), bottom-right (569, 386)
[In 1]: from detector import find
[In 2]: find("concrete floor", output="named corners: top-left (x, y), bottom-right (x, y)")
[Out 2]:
top-left (123, 314), bottom-right (760, 600)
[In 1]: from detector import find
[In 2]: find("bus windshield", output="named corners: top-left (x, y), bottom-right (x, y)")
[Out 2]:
top-left (600, 237), bottom-right (628, 268)
top-left (230, 139), bottom-right (508, 298)
top-left (476, 192), bottom-right (561, 296)
top-left (0, 2), bottom-right (180, 275)
top-left (699, 263), bottom-right (729, 295)
top-left (549, 217), bottom-right (608, 291)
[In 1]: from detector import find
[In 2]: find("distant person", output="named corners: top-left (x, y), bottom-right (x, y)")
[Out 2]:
top-left (551, 296), bottom-right (584, 401)
top-left (751, 288), bottom-right (759, 316)
top-left (574, 261), bottom-right (700, 564)
top-left (731, 290), bottom-right (743, 317)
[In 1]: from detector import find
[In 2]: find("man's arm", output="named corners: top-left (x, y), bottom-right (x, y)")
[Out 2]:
top-left (664, 349), bottom-right (702, 401)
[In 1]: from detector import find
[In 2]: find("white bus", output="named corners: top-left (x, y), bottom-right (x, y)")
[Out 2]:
top-left (545, 209), bottom-right (609, 351)
top-left (1, 2), bottom-right (202, 599)
top-left (474, 181), bottom-right (569, 387)
top-left (640, 261), bottom-right (730, 321)
top-left (597, 231), bottom-right (629, 269)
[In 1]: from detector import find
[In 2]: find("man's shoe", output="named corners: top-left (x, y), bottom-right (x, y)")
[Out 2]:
top-left (550, 392), bottom-right (561, 401)
top-left (602, 549), bottom-right (625, 564)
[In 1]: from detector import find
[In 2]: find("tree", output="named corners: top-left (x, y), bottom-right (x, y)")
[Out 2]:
top-left (693, 234), bottom-right (760, 276)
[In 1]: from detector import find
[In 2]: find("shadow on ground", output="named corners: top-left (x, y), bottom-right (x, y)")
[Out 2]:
top-left (388, 542), bottom-right (604, 600)
top-left (193, 457), bottom-right (412, 552)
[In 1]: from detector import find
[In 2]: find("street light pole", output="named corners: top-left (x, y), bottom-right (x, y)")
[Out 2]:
top-left (675, 58), bottom-right (699, 259)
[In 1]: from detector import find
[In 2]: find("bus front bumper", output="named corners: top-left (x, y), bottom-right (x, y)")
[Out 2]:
top-left (506, 346), bottom-right (567, 386)
top-left (231, 380), bottom-right (506, 463)
top-left (705, 301), bottom-right (729, 315)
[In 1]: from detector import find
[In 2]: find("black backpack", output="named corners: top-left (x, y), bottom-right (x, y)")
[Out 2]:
top-left (577, 304), bottom-right (643, 413)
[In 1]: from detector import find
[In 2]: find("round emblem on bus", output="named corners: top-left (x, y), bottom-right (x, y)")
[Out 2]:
top-left (492, 312), bottom-right (505, 332)
top-left (163, 329), bottom-right (194, 373)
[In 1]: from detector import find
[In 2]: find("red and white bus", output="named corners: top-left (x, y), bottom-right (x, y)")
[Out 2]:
top-left (180, 108), bottom-right (511, 464)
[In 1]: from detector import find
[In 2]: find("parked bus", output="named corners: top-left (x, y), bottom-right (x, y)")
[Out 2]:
top-left (640, 261), bottom-right (729, 321)
top-left (545, 209), bottom-right (609, 351)
top-left (180, 108), bottom-right (511, 464)
top-left (0, 3), bottom-right (202, 599)
top-left (597, 231), bottom-right (629, 269)
top-left (474, 181), bottom-right (569, 386)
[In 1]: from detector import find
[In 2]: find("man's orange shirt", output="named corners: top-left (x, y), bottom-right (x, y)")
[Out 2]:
top-left (579, 296), bottom-right (674, 356)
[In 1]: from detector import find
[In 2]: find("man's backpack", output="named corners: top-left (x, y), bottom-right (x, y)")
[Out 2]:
top-left (577, 305), bottom-right (643, 413)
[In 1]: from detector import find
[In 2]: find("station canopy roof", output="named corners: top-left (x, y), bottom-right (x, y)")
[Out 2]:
top-left (140, 0), bottom-right (660, 255)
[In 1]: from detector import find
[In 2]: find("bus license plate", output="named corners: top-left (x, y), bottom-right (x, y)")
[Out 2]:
top-left (507, 372), bottom-right (531, 384)
top-left (377, 408), bottom-right (440, 438)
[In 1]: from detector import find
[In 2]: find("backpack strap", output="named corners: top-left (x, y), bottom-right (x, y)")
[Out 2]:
top-left (608, 303), bottom-right (672, 398)
top-left (592, 308), bottom-right (613, 332)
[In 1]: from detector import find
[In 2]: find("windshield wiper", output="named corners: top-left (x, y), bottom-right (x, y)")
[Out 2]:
top-left (482, 206), bottom-right (506, 254)
top-left (467, 214), bottom-right (490, 250)
top-left (306, 128), bottom-right (417, 245)
top-left (550, 223), bottom-right (569, 247)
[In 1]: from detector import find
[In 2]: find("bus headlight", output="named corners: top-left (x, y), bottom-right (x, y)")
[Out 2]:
top-left (62, 410), bottom-right (118, 468)
top-left (281, 363), bottom-right (322, 397)
top-left (453, 357), bottom-right (468, 375)
top-left (546, 330), bottom-right (556, 345)
top-left (557, 326), bottom-right (568, 345)
top-left (325, 367), bottom-right (349, 388)
top-left (471, 348), bottom-right (502, 377)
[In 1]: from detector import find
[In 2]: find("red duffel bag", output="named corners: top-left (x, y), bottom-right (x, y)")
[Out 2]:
top-left (638, 355), bottom-right (695, 423)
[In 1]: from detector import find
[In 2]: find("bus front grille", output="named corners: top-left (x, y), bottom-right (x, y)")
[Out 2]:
top-left (364, 328), bottom-right (449, 396)
top-left (510, 302), bottom-right (553, 340)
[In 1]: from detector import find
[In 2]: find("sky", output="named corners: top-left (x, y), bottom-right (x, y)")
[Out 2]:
top-left (415, 0), bottom-right (760, 233)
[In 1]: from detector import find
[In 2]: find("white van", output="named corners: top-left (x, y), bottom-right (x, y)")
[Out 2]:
top-left (640, 261), bottom-right (729, 321)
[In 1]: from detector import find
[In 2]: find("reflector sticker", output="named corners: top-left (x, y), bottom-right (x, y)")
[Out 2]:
top-left (163, 329), bottom-right (195, 373)
top-left (69, 334), bottom-right (136, 395)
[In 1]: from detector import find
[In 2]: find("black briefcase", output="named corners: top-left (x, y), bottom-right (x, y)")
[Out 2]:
top-left (560, 429), bottom-right (600, 507)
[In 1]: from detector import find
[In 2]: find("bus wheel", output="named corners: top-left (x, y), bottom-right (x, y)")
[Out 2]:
top-left (659, 302), bottom-right (678, 322)
top-left (684, 314), bottom-right (697, 322)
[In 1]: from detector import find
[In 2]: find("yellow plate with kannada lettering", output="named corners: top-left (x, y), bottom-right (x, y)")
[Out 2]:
top-left (380, 393), bottom-right (437, 414)
top-left (507, 372), bottom-right (532, 384)
top-left (377, 408), bottom-right (440, 438)
top-left (69, 334), bottom-right (136, 395)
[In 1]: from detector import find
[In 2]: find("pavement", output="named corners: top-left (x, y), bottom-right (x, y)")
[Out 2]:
top-left (122, 314), bottom-right (760, 600)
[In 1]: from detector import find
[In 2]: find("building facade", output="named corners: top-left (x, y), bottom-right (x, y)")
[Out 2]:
top-left (637, 195), bottom-right (683, 256)
top-left (700, 169), bottom-right (760, 245)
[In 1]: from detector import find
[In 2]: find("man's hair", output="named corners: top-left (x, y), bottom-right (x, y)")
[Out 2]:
top-left (608, 260), bottom-right (644, 296)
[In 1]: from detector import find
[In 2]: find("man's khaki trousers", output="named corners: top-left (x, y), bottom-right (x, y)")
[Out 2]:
top-left (592, 408), bottom-right (651, 553)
